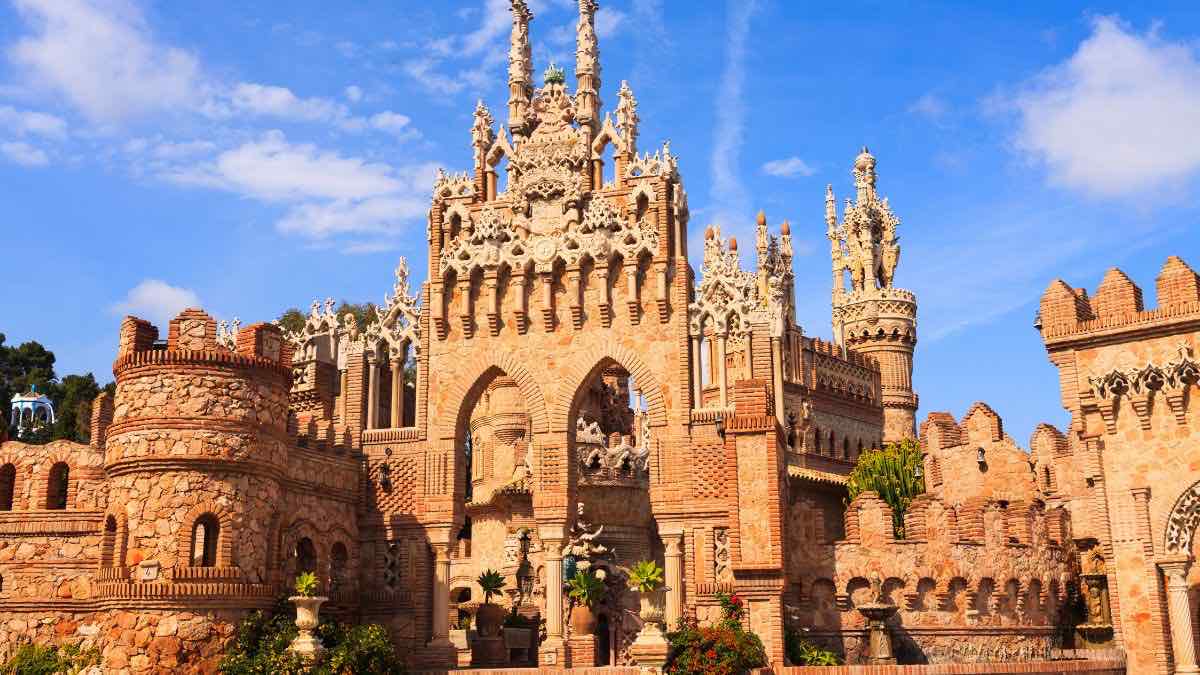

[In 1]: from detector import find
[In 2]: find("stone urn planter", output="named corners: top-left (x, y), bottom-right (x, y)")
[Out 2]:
top-left (289, 595), bottom-right (329, 660)
top-left (638, 588), bottom-right (667, 628)
top-left (570, 603), bottom-right (598, 635)
top-left (475, 602), bottom-right (506, 638)
top-left (856, 601), bottom-right (898, 665)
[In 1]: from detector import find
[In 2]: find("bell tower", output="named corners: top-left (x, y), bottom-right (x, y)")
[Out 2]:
top-left (827, 148), bottom-right (918, 441)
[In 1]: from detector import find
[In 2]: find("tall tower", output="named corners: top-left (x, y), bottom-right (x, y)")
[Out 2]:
top-left (827, 148), bottom-right (918, 441)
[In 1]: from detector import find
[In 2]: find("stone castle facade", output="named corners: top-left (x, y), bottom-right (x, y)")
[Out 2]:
top-left (0, 3), bottom-right (1196, 674)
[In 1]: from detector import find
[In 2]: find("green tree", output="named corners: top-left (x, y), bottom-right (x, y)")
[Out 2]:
top-left (276, 308), bottom-right (306, 334)
top-left (51, 374), bottom-right (102, 443)
top-left (846, 438), bottom-right (925, 538)
top-left (0, 334), bottom-right (114, 444)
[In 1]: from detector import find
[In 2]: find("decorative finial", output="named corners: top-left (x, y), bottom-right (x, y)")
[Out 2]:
top-left (729, 236), bottom-right (738, 252)
top-left (756, 210), bottom-right (766, 227)
top-left (780, 220), bottom-right (790, 235)
top-left (544, 62), bottom-right (566, 85)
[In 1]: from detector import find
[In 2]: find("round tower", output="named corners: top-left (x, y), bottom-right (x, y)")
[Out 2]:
top-left (828, 148), bottom-right (918, 442)
top-left (101, 309), bottom-right (291, 598)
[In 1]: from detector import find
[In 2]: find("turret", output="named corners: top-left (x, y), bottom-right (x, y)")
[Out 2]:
top-left (507, 0), bottom-right (534, 134)
top-left (103, 309), bottom-right (291, 593)
top-left (828, 149), bottom-right (918, 442)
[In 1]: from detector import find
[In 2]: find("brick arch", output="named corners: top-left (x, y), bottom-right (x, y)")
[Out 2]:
top-left (548, 343), bottom-right (668, 433)
top-left (177, 502), bottom-right (235, 568)
top-left (99, 511), bottom-right (129, 569)
top-left (0, 454), bottom-right (25, 510)
top-left (436, 349), bottom-right (549, 440)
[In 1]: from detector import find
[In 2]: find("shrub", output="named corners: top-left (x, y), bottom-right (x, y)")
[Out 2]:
top-left (477, 569), bottom-right (505, 604)
top-left (627, 560), bottom-right (665, 593)
top-left (293, 572), bottom-right (319, 597)
top-left (219, 598), bottom-right (405, 675)
top-left (846, 438), bottom-right (925, 537)
top-left (785, 628), bottom-right (840, 665)
top-left (1, 642), bottom-right (99, 675)
top-left (566, 570), bottom-right (606, 608)
top-left (665, 592), bottom-right (766, 675)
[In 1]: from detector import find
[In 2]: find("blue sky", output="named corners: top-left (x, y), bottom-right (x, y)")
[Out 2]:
top-left (2, 0), bottom-right (1199, 446)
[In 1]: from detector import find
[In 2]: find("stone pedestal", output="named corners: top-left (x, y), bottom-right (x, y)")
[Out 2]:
top-left (629, 588), bottom-right (670, 670)
top-left (471, 636), bottom-right (507, 667)
top-left (857, 602), bottom-right (897, 665)
top-left (568, 634), bottom-right (598, 668)
top-left (288, 596), bottom-right (328, 663)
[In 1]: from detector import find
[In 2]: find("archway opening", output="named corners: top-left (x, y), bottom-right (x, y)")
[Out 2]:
top-left (0, 464), bottom-right (14, 511)
top-left (296, 537), bottom-right (317, 575)
top-left (191, 514), bottom-right (219, 567)
top-left (46, 462), bottom-right (68, 510)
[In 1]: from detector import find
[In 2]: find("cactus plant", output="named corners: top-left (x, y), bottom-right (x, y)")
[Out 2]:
top-left (846, 438), bottom-right (925, 538)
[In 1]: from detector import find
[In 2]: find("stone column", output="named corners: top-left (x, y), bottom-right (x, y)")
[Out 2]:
top-left (339, 370), bottom-right (349, 421)
top-left (691, 336), bottom-right (703, 408)
top-left (540, 533), bottom-right (565, 665)
top-left (430, 543), bottom-right (452, 646)
top-left (717, 335), bottom-right (728, 408)
top-left (390, 357), bottom-right (403, 428)
top-left (366, 351), bottom-right (379, 430)
top-left (663, 531), bottom-right (685, 627)
top-left (1159, 556), bottom-right (1200, 674)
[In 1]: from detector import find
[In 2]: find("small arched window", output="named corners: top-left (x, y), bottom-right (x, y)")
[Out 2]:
top-left (330, 542), bottom-right (348, 593)
top-left (191, 514), bottom-right (219, 567)
top-left (842, 438), bottom-right (850, 460)
top-left (46, 463), bottom-right (69, 510)
top-left (0, 463), bottom-right (15, 511)
top-left (296, 537), bottom-right (317, 574)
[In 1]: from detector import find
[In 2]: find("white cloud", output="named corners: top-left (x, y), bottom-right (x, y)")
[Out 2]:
top-left (168, 131), bottom-right (438, 241)
top-left (761, 156), bottom-right (815, 178)
top-left (344, 85), bottom-right (363, 103)
top-left (341, 240), bottom-right (400, 255)
top-left (0, 140), bottom-right (49, 166)
top-left (595, 7), bottom-right (625, 39)
top-left (461, 0), bottom-right (511, 57)
top-left (0, 105), bottom-right (67, 139)
top-left (110, 279), bottom-right (201, 327)
top-left (709, 0), bottom-right (759, 229)
top-left (1009, 16), bottom-right (1200, 196)
top-left (9, 0), bottom-right (206, 123)
top-left (907, 93), bottom-right (947, 121)
top-left (370, 111), bottom-right (419, 140)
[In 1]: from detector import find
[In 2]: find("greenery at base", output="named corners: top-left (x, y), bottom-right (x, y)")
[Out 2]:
top-left (477, 569), bottom-right (505, 604)
top-left (784, 629), bottom-right (841, 666)
top-left (665, 592), bottom-right (766, 675)
top-left (1, 642), bottom-right (99, 675)
top-left (219, 598), bottom-right (405, 675)
top-left (846, 438), bottom-right (925, 537)
top-left (626, 559), bottom-right (665, 593)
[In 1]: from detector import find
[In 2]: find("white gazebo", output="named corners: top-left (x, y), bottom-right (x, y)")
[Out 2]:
top-left (10, 385), bottom-right (54, 438)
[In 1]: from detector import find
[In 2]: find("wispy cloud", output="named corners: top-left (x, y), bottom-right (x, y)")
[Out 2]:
top-left (0, 140), bottom-right (49, 166)
top-left (708, 0), bottom-right (759, 230)
top-left (1004, 16), bottom-right (1200, 197)
top-left (761, 156), bottom-right (815, 178)
top-left (110, 279), bottom-right (201, 327)
top-left (9, 0), bottom-right (207, 124)
top-left (0, 104), bottom-right (68, 139)
top-left (166, 130), bottom-right (437, 240)
top-left (907, 93), bottom-right (948, 122)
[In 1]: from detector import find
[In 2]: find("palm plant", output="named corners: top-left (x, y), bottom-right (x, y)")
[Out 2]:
top-left (477, 569), bottom-right (506, 605)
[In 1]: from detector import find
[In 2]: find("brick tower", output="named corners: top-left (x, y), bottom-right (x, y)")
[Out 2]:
top-left (827, 148), bottom-right (918, 441)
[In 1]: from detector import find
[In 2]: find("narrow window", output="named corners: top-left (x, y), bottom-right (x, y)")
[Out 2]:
top-left (296, 537), bottom-right (317, 574)
top-left (46, 463), bottom-right (69, 510)
top-left (330, 542), bottom-right (348, 593)
top-left (0, 464), bottom-right (14, 510)
top-left (191, 514), bottom-right (219, 567)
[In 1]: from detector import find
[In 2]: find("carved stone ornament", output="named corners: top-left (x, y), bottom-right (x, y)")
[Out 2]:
top-left (689, 224), bottom-right (790, 338)
top-left (216, 317), bottom-right (241, 350)
top-left (440, 195), bottom-right (656, 277)
top-left (1165, 479), bottom-right (1200, 553)
top-left (365, 257), bottom-right (423, 360)
top-left (1088, 346), bottom-right (1198, 401)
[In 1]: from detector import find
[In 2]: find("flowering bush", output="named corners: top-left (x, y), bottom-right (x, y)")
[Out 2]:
top-left (664, 592), bottom-right (766, 675)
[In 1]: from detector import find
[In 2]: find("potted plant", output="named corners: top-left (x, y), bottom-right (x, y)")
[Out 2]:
top-left (567, 570), bottom-right (606, 635)
top-left (502, 608), bottom-right (536, 651)
top-left (288, 571), bottom-right (329, 660)
top-left (475, 569), bottom-right (507, 638)
top-left (627, 560), bottom-right (666, 627)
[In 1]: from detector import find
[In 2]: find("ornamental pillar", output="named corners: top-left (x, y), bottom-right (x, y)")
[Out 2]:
top-left (390, 357), bottom-right (403, 428)
top-left (430, 543), bottom-right (452, 645)
top-left (540, 533), bottom-right (566, 665)
top-left (691, 336), bottom-right (703, 408)
top-left (366, 350), bottom-right (379, 430)
top-left (717, 335), bottom-right (729, 408)
top-left (663, 531), bottom-right (684, 626)
top-left (1159, 556), bottom-right (1200, 674)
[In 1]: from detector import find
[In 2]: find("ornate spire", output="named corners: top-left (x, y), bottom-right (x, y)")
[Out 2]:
top-left (853, 145), bottom-right (876, 203)
top-left (615, 80), bottom-right (638, 156)
top-left (575, 0), bottom-right (601, 131)
top-left (507, 0), bottom-right (534, 133)
top-left (471, 100), bottom-right (495, 163)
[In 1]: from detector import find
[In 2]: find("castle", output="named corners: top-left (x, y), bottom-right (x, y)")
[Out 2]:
top-left (0, 3), bottom-right (1195, 674)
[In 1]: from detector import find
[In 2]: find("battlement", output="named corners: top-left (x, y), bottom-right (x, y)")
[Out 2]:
top-left (842, 490), bottom-right (1067, 548)
top-left (919, 404), bottom-right (1041, 509)
top-left (1040, 256), bottom-right (1200, 343)
top-left (115, 310), bottom-right (292, 376)
top-left (806, 336), bottom-right (880, 371)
